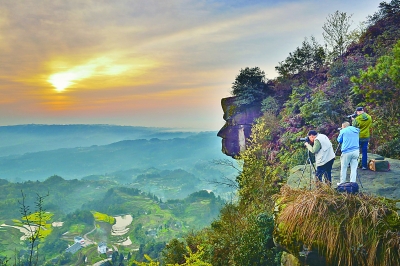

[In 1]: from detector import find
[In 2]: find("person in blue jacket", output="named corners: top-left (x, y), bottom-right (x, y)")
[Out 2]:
top-left (337, 122), bottom-right (360, 184)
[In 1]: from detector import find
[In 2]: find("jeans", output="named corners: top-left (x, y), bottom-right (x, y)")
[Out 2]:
top-left (340, 150), bottom-right (359, 183)
top-left (315, 158), bottom-right (335, 184)
top-left (360, 140), bottom-right (369, 168)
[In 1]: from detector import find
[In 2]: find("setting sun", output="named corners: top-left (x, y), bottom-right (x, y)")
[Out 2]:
top-left (47, 59), bottom-right (103, 92)
top-left (48, 72), bottom-right (76, 92)
top-left (46, 56), bottom-right (135, 92)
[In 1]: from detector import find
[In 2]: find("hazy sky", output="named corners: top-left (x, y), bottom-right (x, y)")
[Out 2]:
top-left (0, 0), bottom-right (382, 131)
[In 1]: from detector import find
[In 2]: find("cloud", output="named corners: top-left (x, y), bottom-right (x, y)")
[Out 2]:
top-left (0, 0), bottom-right (383, 129)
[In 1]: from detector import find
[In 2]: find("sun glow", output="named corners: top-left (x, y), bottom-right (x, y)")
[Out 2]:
top-left (47, 56), bottom-right (132, 92)
top-left (48, 72), bottom-right (76, 92)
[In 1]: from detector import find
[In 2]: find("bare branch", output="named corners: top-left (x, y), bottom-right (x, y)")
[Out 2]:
top-left (211, 159), bottom-right (241, 173)
top-left (206, 175), bottom-right (239, 189)
top-left (18, 190), bottom-right (49, 266)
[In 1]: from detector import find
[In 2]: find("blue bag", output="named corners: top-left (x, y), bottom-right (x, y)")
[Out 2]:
top-left (337, 182), bottom-right (359, 194)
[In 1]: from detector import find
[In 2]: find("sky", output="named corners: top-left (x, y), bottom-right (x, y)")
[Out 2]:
top-left (0, 0), bottom-right (383, 131)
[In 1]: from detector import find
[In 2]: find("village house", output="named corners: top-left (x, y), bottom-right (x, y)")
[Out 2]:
top-left (74, 236), bottom-right (85, 245)
top-left (65, 242), bottom-right (82, 254)
top-left (98, 242), bottom-right (107, 254)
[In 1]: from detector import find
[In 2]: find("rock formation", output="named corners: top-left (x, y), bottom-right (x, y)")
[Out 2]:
top-left (217, 96), bottom-right (262, 157)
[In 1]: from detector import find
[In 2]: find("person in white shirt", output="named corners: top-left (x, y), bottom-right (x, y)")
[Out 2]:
top-left (304, 130), bottom-right (336, 185)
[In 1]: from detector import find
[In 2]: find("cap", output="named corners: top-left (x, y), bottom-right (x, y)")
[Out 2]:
top-left (307, 130), bottom-right (318, 136)
top-left (356, 107), bottom-right (363, 111)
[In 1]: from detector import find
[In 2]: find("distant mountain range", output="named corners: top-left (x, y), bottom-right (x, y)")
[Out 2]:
top-left (0, 124), bottom-right (197, 157)
top-left (0, 125), bottom-right (236, 195)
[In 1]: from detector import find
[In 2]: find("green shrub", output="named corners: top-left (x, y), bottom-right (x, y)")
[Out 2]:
top-left (376, 138), bottom-right (400, 159)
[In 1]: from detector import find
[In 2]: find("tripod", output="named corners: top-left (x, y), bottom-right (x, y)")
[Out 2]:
top-left (297, 150), bottom-right (317, 190)
top-left (356, 155), bottom-right (364, 189)
top-left (334, 142), bottom-right (341, 156)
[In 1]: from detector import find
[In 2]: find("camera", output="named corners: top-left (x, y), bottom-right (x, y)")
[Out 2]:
top-left (346, 112), bottom-right (358, 119)
top-left (297, 136), bottom-right (310, 143)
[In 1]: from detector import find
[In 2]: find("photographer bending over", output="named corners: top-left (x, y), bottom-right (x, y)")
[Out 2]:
top-left (337, 122), bottom-right (360, 184)
top-left (304, 130), bottom-right (335, 185)
top-left (352, 107), bottom-right (372, 170)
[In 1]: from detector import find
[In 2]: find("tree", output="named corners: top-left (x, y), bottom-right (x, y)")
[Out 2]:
top-left (0, 257), bottom-right (8, 266)
top-left (161, 239), bottom-right (187, 265)
top-left (368, 0), bottom-right (400, 24)
top-left (322, 10), bottom-right (354, 60)
top-left (231, 67), bottom-right (266, 105)
top-left (19, 190), bottom-right (49, 266)
top-left (112, 251), bottom-right (119, 264)
top-left (275, 36), bottom-right (326, 78)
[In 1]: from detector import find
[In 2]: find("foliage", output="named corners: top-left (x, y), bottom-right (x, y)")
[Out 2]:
top-left (375, 135), bottom-right (400, 159)
top-left (349, 0), bottom-right (400, 58)
top-left (231, 212), bottom-right (281, 266)
top-left (2, 3), bottom-right (400, 265)
top-left (175, 246), bottom-right (211, 266)
top-left (203, 199), bottom-right (281, 266)
top-left (261, 96), bottom-right (280, 115)
top-left (159, 114), bottom-right (286, 266)
top-left (367, 0), bottom-right (400, 25)
top-left (148, 4), bottom-right (399, 266)
top-left (322, 10), bottom-right (354, 60)
top-left (282, 84), bottom-right (312, 119)
top-left (40, 227), bottom-right (68, 258)
top-left (351, 40), bottom-right (400, 154)
top-left (65, 209), bottom-right (95, 225)
top-left (236, 114), bottom-right (284, 208)
top-left (352, 40), bottom-right (400, 103)
top-left (0, 257), bottom-right (8, 266)
top-left (162, 239), bottom-right (187, 264)
top-left (19, 190), bottom-right (49, 266)
top-left (206, 203), bottom-right (241, 265)
top-left (298, 89), bottom-right (333, 129)
top-left (22, 211), bottom-right (53, 239)
top-left (0, 178), bottom-right (225, 264)
top-left (135, 241), bottom-right (167, 263)
top-left (92, 211), bottom-right (116, 225)
top-left (273, 185), bottom-right (400, 266)
top-left (133, 254), bottom-right (160, 266)
top-left (135, 246), bottom-right (211, 266)
top-left (275, 36), bottom-right (326, 78)
top-left (231, 67), bottom-right (267, 105)
top-left (280, 55), bottom-right (371, 135)
top-left (192, 115), bottom-right (285, 266)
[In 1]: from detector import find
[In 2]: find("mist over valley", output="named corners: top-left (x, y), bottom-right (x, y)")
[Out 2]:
top-left (0, 124), bottom-right (236, 264)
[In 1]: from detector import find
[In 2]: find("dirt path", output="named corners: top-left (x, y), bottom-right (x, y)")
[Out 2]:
top-left (83, 222), bottom-right (97, 245)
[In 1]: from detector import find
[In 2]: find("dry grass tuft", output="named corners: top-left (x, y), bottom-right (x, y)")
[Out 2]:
top-left (273, 185), bottom-right (400, 266)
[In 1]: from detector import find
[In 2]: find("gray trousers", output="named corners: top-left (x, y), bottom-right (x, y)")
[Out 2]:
top-left (340, 150), bottom-right (359, 183)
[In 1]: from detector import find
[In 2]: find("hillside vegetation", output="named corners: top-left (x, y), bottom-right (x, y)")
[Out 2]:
top-left (1, 2), bottom-right (400, 266)
top-left (0, 177), bottom-right (224, 265)
top-left (158, 2), bottom-right (400, 266)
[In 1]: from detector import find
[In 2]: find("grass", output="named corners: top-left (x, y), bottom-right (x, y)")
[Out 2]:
top-left (274, 185), bottom-right (400, 266)
top-left (69, 224), bottom-right (86, 234)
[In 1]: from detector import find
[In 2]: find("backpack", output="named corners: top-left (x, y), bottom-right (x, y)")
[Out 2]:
top-left (337, 182), bottom-right (359, 194)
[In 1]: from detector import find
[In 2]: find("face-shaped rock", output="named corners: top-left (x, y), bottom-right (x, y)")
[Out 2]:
top-left (217, 96), bottom-right (262, 157)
